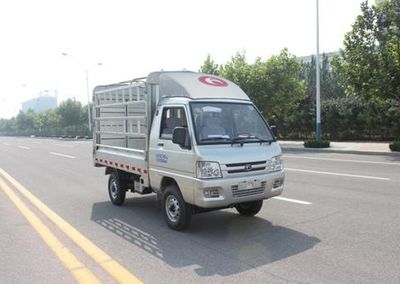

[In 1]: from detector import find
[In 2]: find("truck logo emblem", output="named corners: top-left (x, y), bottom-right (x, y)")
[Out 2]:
top-left (244, 164), bottom-right (252, 171)
top-left (198, 76), bottom-right (228, 87)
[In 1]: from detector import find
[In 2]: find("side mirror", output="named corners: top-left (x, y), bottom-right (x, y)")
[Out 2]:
top-left (172, 127), bottom-right (191, 149)
top-left (270, 125), bottom-right (278, 138)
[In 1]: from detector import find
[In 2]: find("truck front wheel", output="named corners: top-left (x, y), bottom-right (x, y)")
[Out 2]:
top-left (108, 172), bottom-right (126, 206)
top-left (235, 200), bottom-right (263, 216)
top-left (162, 185), bottom-right (192, 230)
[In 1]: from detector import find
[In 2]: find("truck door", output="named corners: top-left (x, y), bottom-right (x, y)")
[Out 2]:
top-left (149, 106), bottom-right (194, 202)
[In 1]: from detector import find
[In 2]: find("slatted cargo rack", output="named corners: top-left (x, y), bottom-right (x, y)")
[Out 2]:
top-left (93, 80), bottom-right (148, 154)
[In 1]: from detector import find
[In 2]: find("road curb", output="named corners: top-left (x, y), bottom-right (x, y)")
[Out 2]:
top-left (281, 146), bottom-right (400, 157)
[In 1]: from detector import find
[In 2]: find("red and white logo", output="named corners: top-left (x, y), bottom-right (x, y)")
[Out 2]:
top-left (198, 76), bottom-right (228, 87)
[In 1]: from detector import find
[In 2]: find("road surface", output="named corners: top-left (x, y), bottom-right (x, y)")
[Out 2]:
top-left (0, 137), bottom-right (399, 283)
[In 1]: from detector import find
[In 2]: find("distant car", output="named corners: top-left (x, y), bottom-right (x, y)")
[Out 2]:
top-left (30, 135), bottom-right (35, 138)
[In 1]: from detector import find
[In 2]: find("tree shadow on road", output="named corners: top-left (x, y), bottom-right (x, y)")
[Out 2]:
top-left (91, 195), bottom-right (320, 277)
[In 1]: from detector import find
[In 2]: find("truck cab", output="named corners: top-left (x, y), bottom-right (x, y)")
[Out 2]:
top-left (93, 71), bottom-right (284, 230)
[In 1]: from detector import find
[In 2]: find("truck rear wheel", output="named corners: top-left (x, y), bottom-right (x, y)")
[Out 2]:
top-left (162, 185), bottom-right (192, 231)
top-left (235, 200), bottom-right (263, 216)
top-left (108, 172), bottom-right (126, 206)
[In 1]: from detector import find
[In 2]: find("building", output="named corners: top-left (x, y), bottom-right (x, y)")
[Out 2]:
top-left (297, 51), bottom-right (340, 64)
top-left (21, 90), bottom-right (57, 113)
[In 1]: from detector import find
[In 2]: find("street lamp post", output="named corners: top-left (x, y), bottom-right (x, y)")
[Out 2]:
top-left (315, 0), bottom-right (321, 143)
top-left (85, 68), bottom-right (91, 131)
top-left (61, 53), bottom-right (102, 132)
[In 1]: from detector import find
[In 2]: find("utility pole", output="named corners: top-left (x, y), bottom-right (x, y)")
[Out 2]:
top-left (61, 53), bottom-right (102, 132)
top-left (315, 0), bottom-right (321, 142)
top-left (85, 69), bottom-right (91, 131)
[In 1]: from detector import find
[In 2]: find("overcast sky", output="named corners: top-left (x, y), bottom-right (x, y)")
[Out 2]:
top-left (0, 0), bottom-right (366, 119)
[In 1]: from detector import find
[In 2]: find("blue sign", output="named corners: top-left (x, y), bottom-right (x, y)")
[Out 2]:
top-left (156, 153), bottom-right (168, 164)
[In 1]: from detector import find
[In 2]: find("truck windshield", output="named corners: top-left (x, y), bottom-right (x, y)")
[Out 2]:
top-left (190, 102), bottom-right (274, 145)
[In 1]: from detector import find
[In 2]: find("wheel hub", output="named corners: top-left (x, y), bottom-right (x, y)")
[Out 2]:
top-left (110, 180), bottom-right (118, 199)
top-left (165, 195), bottom-right (180, 222)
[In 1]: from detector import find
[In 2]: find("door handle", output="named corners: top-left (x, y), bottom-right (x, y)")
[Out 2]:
top-left (157, 142), bottom-right (164, 147)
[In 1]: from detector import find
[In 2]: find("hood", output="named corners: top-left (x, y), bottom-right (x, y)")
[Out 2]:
top-left (194, 142), bottom-right (282, 165)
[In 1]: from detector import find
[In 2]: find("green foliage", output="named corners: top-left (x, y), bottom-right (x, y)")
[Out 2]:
top-left (300, 53), bottom-right (345, 100)
top-left (57, 99), bottom-right (85, 127)
top-left (198, 43), bottom-right (400, 141)
top-left (286, 95), bottom-right (400, 140)
top-left (304, 140), bottom-right (330, 148)
top-left (389, 141), bottom-right (400, 151)
top-left (199, 54), bottom-right (220, 75)
top-left (16, 109), bottom-right (37, 132)
top-left (0, 117), bottom-right (16, 134)
top-left (0, 99), bottom-right (90, 137)
top-left (207, 49), bottom-right (306, 134)
top-left (339, 0), bottom-right (400, 104)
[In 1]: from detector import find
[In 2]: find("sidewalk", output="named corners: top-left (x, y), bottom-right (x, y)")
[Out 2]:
top-left (279, 140), bottom-right (400, 156)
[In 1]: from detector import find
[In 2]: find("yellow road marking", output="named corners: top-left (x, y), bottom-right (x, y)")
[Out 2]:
top-left (0, 177), bottom-right (102, 284)
top-left (0, 168), bottom-right (143, 284)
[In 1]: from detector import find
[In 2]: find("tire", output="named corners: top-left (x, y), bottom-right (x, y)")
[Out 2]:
top-left (235, 200), bottom-right (263, 216)
top-left (162, 185), bottom-right (192, 231)
top-left (108, 172), bottom-right (126, 206)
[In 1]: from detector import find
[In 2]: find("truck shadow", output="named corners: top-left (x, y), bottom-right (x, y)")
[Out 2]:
top-left (91, 195), bottom-right (320, 277)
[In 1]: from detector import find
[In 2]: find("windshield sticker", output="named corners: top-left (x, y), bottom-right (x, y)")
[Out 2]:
top-left (207, 134), bottom-right (230, 138)
top-left (198, 76), bottom-right (228, 87)
top-left (202, 106), bottom-right (222, 112)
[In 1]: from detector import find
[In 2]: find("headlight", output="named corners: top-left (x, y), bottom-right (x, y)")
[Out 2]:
top-left (268, 155), bottom-right (283, 172)
top-left (196, 161), bottom-right (222, 179)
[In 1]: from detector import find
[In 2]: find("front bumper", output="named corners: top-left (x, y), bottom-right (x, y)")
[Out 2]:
top-left (192, 170), bottom-right (285, 208)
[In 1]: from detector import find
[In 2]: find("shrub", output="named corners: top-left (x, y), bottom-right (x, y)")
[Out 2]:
top-left (304, 139), bottom-right (330, 148)
top-left (389, 141), bottom-right (400, 152)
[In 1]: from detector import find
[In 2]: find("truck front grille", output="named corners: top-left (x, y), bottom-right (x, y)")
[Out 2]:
top-left (231, 181), bottom-right (266, 198)
top-left (225, 160), bottom-right (266, 174)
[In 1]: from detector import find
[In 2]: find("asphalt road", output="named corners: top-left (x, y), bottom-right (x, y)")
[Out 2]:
top-left (0, 137), bottom-right (399, 284)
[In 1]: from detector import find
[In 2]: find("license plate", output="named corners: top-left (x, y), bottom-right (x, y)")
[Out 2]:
top-left (238, 180), bottom-right (261, 190)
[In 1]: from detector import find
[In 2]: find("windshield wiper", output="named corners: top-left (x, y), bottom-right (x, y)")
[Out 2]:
top-left (232, 135), bottom-right (273, 144)
top-left (200, 136), bottom-right (232, 142)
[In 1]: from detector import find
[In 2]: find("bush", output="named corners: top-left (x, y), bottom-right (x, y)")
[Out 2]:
top-left (389, 141), bottom-right (400, 152)
top-left (304, 139), bottom-right (330, 148)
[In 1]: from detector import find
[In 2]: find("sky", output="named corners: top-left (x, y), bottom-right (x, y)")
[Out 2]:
top-left (0, 0), bottom-right (367, 119)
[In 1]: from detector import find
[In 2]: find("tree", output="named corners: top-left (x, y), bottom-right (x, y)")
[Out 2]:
top-left (215, 49), bottom-right (306, 135)
top-left (253, 49), bottom-right (306, 131)
top-left (0, 118), bottom-right (16, 134)
top-left (300, 53), bottom-right (345, 100)
top-left (37, 109), bottom-right (61, 135)
top-left (220, 52), bottom-right (252, 95)
top-left (57, 99), bottom-right (85, 127)
top-left (16, 109), bottom-right (38, 133)
top-left (340, 0), bottom-right (400, 105)
top-left (199, 54), bottom-right (220, 75)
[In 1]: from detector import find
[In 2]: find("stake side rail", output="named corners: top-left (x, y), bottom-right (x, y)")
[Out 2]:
top-left (93, 79), bottom-right (154, 187)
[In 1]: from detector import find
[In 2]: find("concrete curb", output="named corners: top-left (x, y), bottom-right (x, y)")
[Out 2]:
top-left (281, 146), bottom-right (400, 157)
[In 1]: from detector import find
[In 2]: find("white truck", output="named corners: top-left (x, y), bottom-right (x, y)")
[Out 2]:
top-left (93, 71), bottom-right (284, 230)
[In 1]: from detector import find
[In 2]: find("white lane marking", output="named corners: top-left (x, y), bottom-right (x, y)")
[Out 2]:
top-left (54, 144), bottom-right (74, 148)
top-left (31, 142), bottom-right (41, 144)
top-left (284, 155), bottom-right (400, 166)
top-left (18, 146), bottom-right (30, 150)
top-left (273, 196), bottom-right (312, 205)
top-left (286, 167), bottom-right (390, 181)
top-left (49, 152), bottom-right (76, 159)
top-left (2, 142), bottom-right (10, 146)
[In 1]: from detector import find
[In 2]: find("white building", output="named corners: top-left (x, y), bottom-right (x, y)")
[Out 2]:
top-left (21, 90), bottom-right (57, 113)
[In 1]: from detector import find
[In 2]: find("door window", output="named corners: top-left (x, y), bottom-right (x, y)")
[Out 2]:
top-left (160, 107), bottom-right (188, 140)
